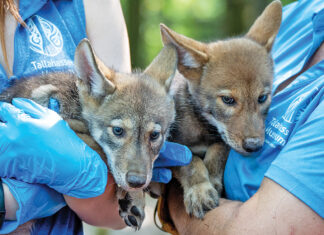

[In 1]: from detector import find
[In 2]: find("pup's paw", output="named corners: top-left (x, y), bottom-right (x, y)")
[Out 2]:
top-left (183, 181), bottom-right (219, 219)
top-left (117, 190), bottom-right (145, 230)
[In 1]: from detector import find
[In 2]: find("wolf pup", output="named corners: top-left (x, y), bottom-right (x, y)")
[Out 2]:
top-left (0, 39), bottom-right (177, 230)
top-left (160, 1), bottom-right (282, 219)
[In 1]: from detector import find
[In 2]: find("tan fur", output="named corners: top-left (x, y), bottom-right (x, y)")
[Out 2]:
top-left (1, 39), bottom-right (178, 232)
top-left (161, 1), bottom-right (282, 219)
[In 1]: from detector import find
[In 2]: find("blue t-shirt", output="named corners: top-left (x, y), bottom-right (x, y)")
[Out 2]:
top-left (0, 0), bottom-right (86, 91)
top-left (224, 0), bottom-right (324, 218)
top-left (0, 0), bottom-right (87, 234)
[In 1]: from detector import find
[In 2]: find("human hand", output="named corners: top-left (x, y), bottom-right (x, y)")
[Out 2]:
top-left (152, 141), bottom-right (192, 183)
top-left (0, 98), bottom-right (108, 198)
top-left (1, 178), bottom-right (66, 234)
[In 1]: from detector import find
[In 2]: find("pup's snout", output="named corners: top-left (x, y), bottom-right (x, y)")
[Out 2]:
top-left (126, 171), bottom-right (147, 188)
top-left (243, 138), bottom-right (263, 153)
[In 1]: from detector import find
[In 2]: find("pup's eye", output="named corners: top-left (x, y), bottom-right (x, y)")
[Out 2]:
top-left (112, 126), bottom-right (124, 136)
top-left (258, 95), bottom-right (268, 104)
top-left (150, 131), bottom-right (160, 141)
top-left (221, 96), bottom-right (236, 105)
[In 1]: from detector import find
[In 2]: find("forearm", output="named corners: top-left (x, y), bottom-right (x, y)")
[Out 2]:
top-left (84, 0), bottom-right (131, 73)
top-left (169, 193), bottom-right (242, 235)
top-left (169, 178), bottom-right (324, 235)
top-left (64, 173), bottom-right (125, 230)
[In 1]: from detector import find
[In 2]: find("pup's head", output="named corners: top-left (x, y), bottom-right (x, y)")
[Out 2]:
top-left (74, 39), bottom-right (177, 190)
top-left (161, 1), bottom-right (282, 155)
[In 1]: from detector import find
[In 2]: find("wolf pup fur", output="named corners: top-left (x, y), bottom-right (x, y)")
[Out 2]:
top-left (0, 39), bottom-right (178, 231)
top-left (160, 1), bottom-right (282, 219)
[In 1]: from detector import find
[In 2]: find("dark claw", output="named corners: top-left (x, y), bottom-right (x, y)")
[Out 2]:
top-left (118, 199), bottom-right (130, 211)
top-left (124, 218), bottom-right (132, 227)
top-left (128, 215), bottom-right (138, 227)
top-left (131, 206), bottom-right (141, 217)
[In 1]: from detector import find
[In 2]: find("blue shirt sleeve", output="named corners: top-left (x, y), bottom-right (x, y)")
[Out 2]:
top-left (265, 98), bottom-right (324, 218)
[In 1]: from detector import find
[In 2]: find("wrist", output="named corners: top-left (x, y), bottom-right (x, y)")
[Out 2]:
top-left (3, 182), bottom-right (18, 220)
top-left (0, 178), bottom-right (66, 234)
top-left (64, 173), bottom-right (126, 229)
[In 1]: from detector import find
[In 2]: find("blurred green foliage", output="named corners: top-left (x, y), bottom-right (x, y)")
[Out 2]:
top-left (121, 0), bottom-right (295, 69)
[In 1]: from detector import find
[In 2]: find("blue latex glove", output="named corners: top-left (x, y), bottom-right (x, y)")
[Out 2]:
top-left (1, 178), bottom-right (66, 234)
top-left (152, 141), bottom-right (192, 183)
top-left (0, 98), bottom-right (108, 198)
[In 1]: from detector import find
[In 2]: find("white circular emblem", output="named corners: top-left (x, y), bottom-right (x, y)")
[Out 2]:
top-left (27, 15), bottom-right (63, 57)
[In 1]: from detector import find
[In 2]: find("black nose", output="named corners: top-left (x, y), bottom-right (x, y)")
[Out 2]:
top-left (243, 138), bottom-right (262, 153)
top-left (126, 172), bottom-right (147, 188)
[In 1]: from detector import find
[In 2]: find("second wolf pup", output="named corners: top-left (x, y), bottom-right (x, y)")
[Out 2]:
top-left (160, 1), bottom-right (282, 218)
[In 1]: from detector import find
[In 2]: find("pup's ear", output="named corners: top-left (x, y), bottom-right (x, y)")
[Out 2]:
top-left (144, 44), bottom-right (177, 91)
top-left (160, 24), bottom-right (208, 84)
top-left (246, 0), bottom-right (282, 52)
top-left (74, 39), bottom-right (116, 99)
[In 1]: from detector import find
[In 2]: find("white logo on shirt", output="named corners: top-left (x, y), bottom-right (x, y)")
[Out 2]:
top-left (27, 15), bottom-right (63, 57)
top-left (282, 89), bottom-right (317, 123)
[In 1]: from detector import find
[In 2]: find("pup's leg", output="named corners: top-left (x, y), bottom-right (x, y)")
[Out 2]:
top-left (204, 143), bottom-right (229, 194)
top-left (174, 156), bottom-right (218, 219)
top-left (116, 188), bottom-right (145, 230)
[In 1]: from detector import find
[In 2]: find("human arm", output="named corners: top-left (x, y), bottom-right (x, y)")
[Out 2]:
top-left (84, 0), bottom-right (131, 73)
top-left (169, 178), bottom-right (324, 235)
top-left (64, 173), bottom-right (125, 230)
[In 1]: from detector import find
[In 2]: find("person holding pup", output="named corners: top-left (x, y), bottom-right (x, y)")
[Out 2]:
top-left (166, 0), bottom-right (324, 234)
top-left (0, 0), bottom-right (191, 234)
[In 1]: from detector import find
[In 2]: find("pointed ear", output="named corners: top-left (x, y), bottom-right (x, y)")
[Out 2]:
top-left (144, 44), bottom-right (177, 91)
top-left (246, 0), bottom-right (282, 52)
top-left (74, 39), bottom-right (116, 99)
top-left (160, 24), bottom-right (208, 83)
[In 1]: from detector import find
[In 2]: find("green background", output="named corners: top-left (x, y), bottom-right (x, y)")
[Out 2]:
top-left (121, 0), bottom-right (295, 69)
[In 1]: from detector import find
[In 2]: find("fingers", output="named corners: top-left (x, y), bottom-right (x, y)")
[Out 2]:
top-left (152, 168), bottom-right (172, 183)
top-left (155, 141), bottom-right (192, 167)
top-left (11, 98), bottom-right (46, 119)
top-left (0, 101), bottom-right (30, 124)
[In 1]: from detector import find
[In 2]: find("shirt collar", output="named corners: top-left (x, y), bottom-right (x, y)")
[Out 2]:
top-left (18, 0), bottom-right (48, 20)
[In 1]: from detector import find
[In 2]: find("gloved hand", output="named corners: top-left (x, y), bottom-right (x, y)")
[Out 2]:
top-left (1, 178), bottom-right (66, 234)
top-left (152, 141), bottom-right (192, 183)
top-left (0, 98), bottom-right (108, 198)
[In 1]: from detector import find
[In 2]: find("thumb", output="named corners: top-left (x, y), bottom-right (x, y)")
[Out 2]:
top-left (0, 101), bottom-right (30, 124)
